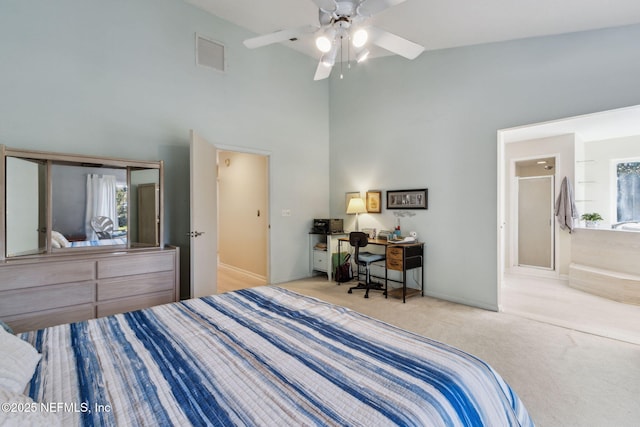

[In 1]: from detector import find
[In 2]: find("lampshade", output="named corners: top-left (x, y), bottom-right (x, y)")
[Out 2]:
top-left (346, 197), bottom-right (367, 214)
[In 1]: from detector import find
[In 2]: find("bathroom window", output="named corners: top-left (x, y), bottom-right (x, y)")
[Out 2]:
top-left (616, 161), bottom-right (640, 222)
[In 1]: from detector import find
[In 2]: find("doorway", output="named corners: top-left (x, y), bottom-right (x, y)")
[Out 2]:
top-left (496, 105), bottom-right (640, 344)
top-left (216, 150), bottom-right (269, 293)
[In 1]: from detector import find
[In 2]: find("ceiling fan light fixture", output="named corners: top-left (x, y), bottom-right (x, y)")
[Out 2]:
top-left (316, 27), bottom-right (337, 53)
top-left (356, 48), bottom-right (370, 63)
top-left (321, 43), bottom-right (339, 67)
top-left (321, 46), bottom-right (338, 67)
top-left (315, 35), bottom-right (332, 53)
top-left (352, 28), bottom-right (368, 48)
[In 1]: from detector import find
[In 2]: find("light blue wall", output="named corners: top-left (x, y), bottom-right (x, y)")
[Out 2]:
top-left (329, 24), bottom-right (640, 310)
top-left (4, 1), bottom-right (640, 309)
top-left (0, 0), bottom-right (330, 292)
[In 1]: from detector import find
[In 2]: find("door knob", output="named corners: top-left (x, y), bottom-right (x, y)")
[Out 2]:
top-left (186, 231), bottom-right (205, 237)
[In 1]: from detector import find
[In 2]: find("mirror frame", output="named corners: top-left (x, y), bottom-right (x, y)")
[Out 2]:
top-left (1, 145), bottom-right (164, 260)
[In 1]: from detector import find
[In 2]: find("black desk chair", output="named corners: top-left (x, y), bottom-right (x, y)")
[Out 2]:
top-left (348, 232), bottom-right (386, 298)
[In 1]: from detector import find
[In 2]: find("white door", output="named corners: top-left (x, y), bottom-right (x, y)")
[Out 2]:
top-left (517, 176), bottom-right (554, 269)
top-left (189, 130), bottom-right (217, 298)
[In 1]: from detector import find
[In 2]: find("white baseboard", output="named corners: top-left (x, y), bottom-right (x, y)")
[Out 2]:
top-left (423, 290), bottom-right (499, 312)
top-left (219, 263), bottom-right (266, 282)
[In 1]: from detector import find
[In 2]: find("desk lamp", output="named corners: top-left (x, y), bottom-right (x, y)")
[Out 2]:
top-left (346, 197), bottom-right (367, 231)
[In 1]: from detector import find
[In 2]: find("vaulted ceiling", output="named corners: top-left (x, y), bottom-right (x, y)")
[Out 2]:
top-left (185, 0), bottom-right (640, 59)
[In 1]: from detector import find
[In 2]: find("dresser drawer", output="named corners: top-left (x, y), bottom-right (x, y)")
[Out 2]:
top-left (0, 281), bottom-right (95, 317)
top-left (5, 304), bottom-right (96, 333)
top-left (0, 261), bottom-right (95, 291)
top-left (97, 271), bottom-right (175, 301)
top-left (313, 250), bottom-right (328, 272)
top-left (97, 252), bottom-right (175, 279)
top-left (97, 291), bottom-right (175, 318)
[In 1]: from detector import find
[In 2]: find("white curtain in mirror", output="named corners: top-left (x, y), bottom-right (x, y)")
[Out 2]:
top-left (85, 174), bottom-right (117, 241)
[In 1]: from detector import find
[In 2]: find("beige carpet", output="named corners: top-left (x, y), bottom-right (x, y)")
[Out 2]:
top-left (220, 274), bottom-right (640, 427)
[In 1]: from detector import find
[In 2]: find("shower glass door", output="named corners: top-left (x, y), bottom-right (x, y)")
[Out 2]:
top-left (518, 176), bottom-right (554, 269)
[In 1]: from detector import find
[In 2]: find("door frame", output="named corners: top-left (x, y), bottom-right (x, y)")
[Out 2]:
top-left (497, 131), bottom-right (561, 310)
top-left (507, 155), bottom-right (559, 277)
top-left (215, 144), bottom-right (271, 285)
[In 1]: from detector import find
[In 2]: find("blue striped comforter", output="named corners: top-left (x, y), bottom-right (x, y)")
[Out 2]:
top-left (69, 238), bottom-right (127, 247)
top-left (22, 287), bottom-right (533, 426)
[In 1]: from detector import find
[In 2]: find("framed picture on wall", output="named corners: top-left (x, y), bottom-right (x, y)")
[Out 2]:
top-left (387, 189), bottom-right (428, 209)
top-left (366, 191), bottom-right (382, 213)
top-left (345, 192), bottom-right (360, 214)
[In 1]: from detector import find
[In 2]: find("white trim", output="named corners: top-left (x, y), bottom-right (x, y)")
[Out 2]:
top-left (215, 143), bottom-right (271, 157)
top-left (219, 262), bottom-right (267, 282)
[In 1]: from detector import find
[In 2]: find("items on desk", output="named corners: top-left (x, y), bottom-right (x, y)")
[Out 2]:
top-left (361, 228), bottom-right (377, 239)
top-left (388, 236), bottom-right (416, 244)
top-left (314, 242), bottom-right (327, 251)
top-left (377, 230), bottom-right (393, 240)
top-left (311, 218), bottom-right (344, 234)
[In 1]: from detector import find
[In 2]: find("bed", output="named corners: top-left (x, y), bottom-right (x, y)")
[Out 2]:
top-left (51, 230), bottom-right (127, 248)
top-left (9, 287), bottom-right (533, 426)
top-left (68, 237), bottom-right (127, 248)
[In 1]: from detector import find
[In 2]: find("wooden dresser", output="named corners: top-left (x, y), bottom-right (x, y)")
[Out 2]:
top-left (0, 246), bottom-right (179, 333)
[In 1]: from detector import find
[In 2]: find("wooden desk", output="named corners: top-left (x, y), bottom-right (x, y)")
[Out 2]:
top-left (338, 237), bottom-right (425, 303)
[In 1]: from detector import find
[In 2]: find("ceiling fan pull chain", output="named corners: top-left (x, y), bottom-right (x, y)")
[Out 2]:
top-left (347, 34), bottom-right (352, 69)
top-left (340, 35), bottom-right (344, 79)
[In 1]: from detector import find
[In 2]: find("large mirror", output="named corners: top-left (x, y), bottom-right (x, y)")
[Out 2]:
top-left (1, 145), bottom-right (163, 259)
top-left (576, 136), bottom-right (640, 231)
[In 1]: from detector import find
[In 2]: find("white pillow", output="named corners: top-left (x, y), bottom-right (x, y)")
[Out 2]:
top-left (0, 388), bottom-right (61, 426)
top-left (0, 328), bottom-right (41, 394)
top-left (51, 231), bottom-right (70, 248)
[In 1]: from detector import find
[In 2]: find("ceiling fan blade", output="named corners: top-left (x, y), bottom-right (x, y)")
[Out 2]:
top-left (243, 25), bottom-right (318, 49)
top-left (357, 0), bottom-right (406, 17)
top-left (314, 60), bottom-right (333, 81)
top-left (368, 26), bottom-right (424, 60)
top-left (310, 0), bottom-right (337, 13)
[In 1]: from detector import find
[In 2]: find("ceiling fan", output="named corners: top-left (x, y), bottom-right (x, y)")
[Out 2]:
top-left (243, 0), bottom-right (425, 80)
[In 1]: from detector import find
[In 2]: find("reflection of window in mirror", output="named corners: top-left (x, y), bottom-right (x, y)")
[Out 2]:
top-left (615, 161), bottom-right (640, 222)
top-left (51, 164), bottom-right (127, 247)
top-left (578, 137), bottom-right (640, 229)
top-left (5, 157), bottom-right (46, 257)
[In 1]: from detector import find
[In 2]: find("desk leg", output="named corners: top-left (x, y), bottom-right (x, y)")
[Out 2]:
top-left (337, 239), bottom-right (341, 284)
top-left (384, 258), bottom-right (388, 298)
top-left (402, 270), bottom-right (406, 303)
top-left (421, 256), bottom-right (424, 296)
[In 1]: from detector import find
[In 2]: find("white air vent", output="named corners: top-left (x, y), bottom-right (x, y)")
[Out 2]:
top-left (196, 34), bottom-right (225, 72)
